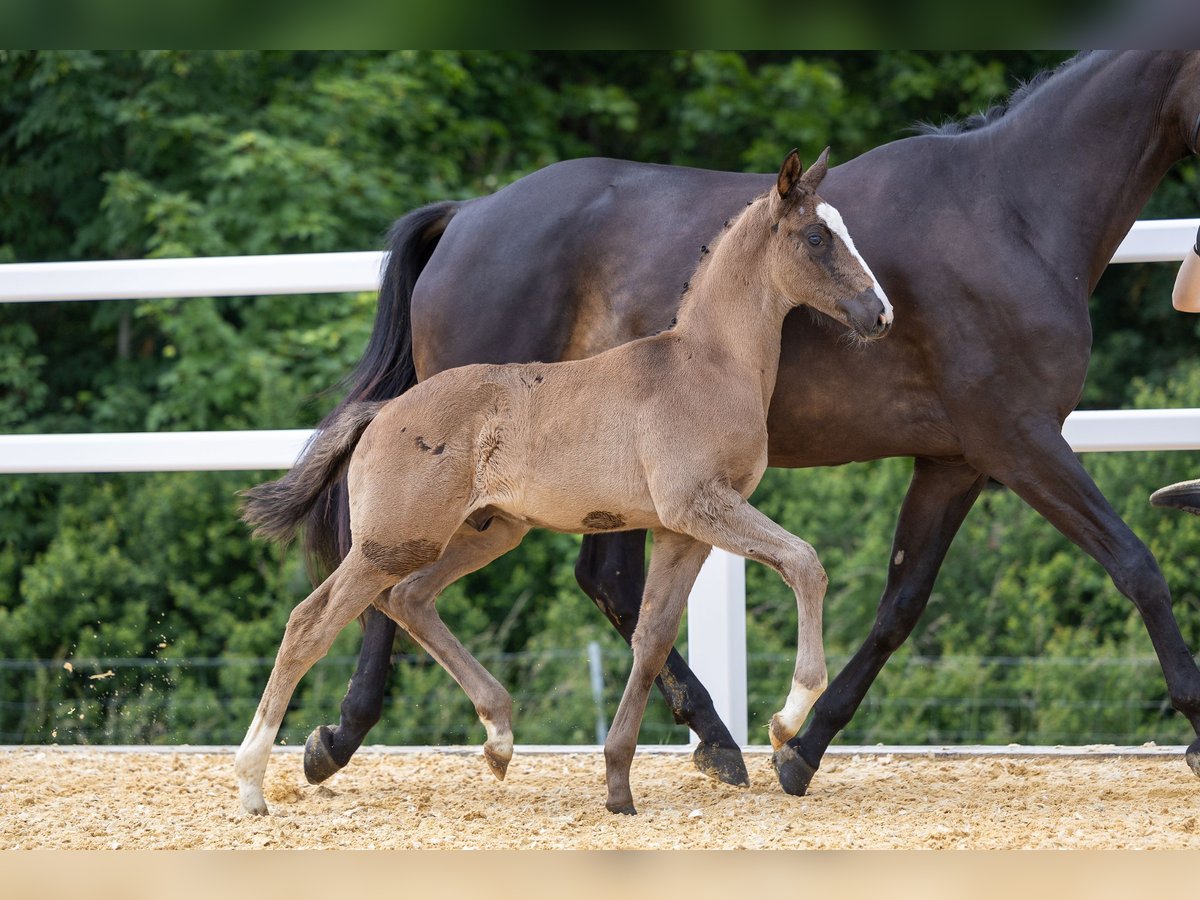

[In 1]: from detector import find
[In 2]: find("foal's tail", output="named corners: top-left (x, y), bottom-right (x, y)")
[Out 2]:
top-left (301, 200), bottom-right (460, 579)
top-left (242, 401), bottom-right (387, 545)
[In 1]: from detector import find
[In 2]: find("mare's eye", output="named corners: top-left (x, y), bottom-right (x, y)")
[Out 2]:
top-left (807, 233), bottom-right (823, 247)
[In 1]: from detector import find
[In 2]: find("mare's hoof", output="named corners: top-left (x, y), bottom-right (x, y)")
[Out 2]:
top-left (1187, 739), bottom-right (1200, 778)
top-left (693, 741), bottom-right (749, 787)
top-left (772, 743), bottom-right (817, 797)
top-left (1149, 481), bottom-right (1200, 515)
top-left (303, 725), bottom-right (343, 785)
top-left (606, 800), bottom-right (638, 816)
top-left (484, 743), bottom-right (511, 781)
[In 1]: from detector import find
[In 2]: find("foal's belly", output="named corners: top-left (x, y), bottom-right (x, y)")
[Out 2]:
top-left (496, 468), bottom-right (662, 535)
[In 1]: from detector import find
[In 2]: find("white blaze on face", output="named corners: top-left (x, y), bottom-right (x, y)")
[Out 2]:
top-left (816, 201), bottom-right (894, 324)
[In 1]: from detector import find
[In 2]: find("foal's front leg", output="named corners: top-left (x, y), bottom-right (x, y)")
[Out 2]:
top-left (604, 530), bottom-right (712, 814)
top-left (575, 532), bottom-right (749, 787)
top-left (659, 483), bottom-right (829, 794)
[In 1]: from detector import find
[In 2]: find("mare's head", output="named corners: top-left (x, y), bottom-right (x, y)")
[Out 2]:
top-left (765, 148), bottom-right (893, 341)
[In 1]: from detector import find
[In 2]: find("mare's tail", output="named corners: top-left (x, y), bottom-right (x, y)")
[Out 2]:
top-left (242, 401), bottom-right (387, 544)
top-left (301, 200), bottom-right (460, 579)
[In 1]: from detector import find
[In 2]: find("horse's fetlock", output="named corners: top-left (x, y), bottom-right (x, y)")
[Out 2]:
top-left (1171, 688), bottom-right (1200, 719)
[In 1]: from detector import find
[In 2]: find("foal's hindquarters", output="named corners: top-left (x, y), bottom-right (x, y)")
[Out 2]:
top-left (236, 384), bottom-right (527, 815)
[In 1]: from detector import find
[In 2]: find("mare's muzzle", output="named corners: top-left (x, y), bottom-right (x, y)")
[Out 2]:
top-left (838, 288), bottom-right (892, 341)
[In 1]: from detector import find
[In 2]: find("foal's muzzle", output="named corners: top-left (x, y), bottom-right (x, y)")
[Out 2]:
top-left (839, 289), bottom-right (892, 341)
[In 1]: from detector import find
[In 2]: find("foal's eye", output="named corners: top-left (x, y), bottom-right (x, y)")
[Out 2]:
top-left (807, 233), bottom-right (823, 247)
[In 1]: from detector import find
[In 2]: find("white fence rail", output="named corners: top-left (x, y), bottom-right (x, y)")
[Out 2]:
top-left (2, 217), bottom-right (1199, 746)
top-left (1, 408), bottom-right (1198, 475)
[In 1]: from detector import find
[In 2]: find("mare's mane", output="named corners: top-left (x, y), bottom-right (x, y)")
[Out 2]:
top-left (912, 52), bottom-right (1094, 137)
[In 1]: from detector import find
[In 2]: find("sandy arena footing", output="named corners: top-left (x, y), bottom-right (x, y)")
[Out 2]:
top-left (2, 745), bottom-right (1198, 849)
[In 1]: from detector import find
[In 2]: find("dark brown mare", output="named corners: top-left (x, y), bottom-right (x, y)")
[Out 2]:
top-left (298, 51), bottom-right (1200, 795)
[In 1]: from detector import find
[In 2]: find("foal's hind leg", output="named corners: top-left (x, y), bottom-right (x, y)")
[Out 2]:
top-left (375, 517), bottom-right (530, 780)
top-left (657, 482), bottom-right (829, 796)
top-left (604, 530), bottom-right (711, 814)
top-left (235, 548), bottom-right (396, 816)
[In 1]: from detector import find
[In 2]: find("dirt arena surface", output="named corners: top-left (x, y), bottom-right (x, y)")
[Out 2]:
top-left (2, 746), bottom-right (1199, 849)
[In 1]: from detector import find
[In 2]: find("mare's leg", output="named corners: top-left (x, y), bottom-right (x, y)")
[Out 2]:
top-left (604, 530), bottom-right (712, 814)
top-left (787, 458), bottom-right (987, 794)
top-left (575, 532), bottom-right (749, 787)
top-left (376, 517), bottom-right (530, 780)
top-left (303, 606), bottom-right (397, 784)
top-left (657, 484), bottom-right (831, 795)
top-left (235, 547), bottom-right (396, 815)
top-left (979, 425), bottom-right (1200, 774)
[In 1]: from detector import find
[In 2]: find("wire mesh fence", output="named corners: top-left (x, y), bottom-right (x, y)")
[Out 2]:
top-left (2, 648), bottom-right (1193, 748)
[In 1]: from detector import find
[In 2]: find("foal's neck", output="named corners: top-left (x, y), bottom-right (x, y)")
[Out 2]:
top-left (671, 204), bottom-right (790, 411)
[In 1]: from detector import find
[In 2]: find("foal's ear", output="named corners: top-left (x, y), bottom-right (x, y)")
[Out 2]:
top-left (776, 149), bottom-right (804, 200)
top-left (799, 147), bottom-right (831, 192)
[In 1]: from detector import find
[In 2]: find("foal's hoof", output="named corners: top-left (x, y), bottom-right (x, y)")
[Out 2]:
top-left (239, 787), bottom-right (269, 817)
top-left (1150, 481), bottom-right (1200, 515)
top-left (303, 725), bottom-right (344, 785)
top-left (606, 800), bottom-right (638, 816)
top-left (692, 741), bottom-right (750, 787)
top-left (772, 743), bottom-right (817, 797)
top-left (484, 742), bottom-right (511, 781)
top-left (1187, 739), bottom-right (1200, 778)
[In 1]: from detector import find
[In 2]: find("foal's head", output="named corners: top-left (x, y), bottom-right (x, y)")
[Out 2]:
top-left (764, 148), bottom-right (893, 341)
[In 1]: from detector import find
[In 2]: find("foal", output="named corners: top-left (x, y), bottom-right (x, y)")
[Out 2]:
top-left (236, 149), bottom-right (892, 816)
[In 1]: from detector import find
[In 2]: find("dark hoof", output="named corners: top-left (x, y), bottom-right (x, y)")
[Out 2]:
top-left (1187, 740), bottom-right (1200, 778)
top-left (484, 744), bottom-right (511, 781)
top-left (772, 743), bottom-right (817, 797)
top-left (692, 741), bottom-right (750, 787)
top-left (1149, 481), bottom-right (1200, 515)
top-left (606, 800), bottom-right (637, 815)
top-left (303, 725), bottom-right (344, 785)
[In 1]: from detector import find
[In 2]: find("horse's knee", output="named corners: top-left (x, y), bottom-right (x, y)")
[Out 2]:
top-left (1109, 543), bottom-right (1168, 606)
top-left (780, 540), bottom-right (827, 598)
top-left (873, 589), bottom-right (926, 654)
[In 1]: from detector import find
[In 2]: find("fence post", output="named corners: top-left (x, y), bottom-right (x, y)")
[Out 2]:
top-left (587, 640), bottom-right (608, 744)
top-left (686, 548), bottom-right (747, 746)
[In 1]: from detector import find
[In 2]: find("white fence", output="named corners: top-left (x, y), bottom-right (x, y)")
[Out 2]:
top-left (2, 218), bottom-right (1200, 745)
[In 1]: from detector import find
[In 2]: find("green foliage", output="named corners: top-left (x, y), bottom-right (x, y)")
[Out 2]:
top-left (2, 51), bottom-right (1199, 748)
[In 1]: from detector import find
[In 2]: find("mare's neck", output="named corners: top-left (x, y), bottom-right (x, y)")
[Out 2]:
top-left (672, 219), bottom-right (789, 411)
top-left (981, 52), bottom-right (1193, 292)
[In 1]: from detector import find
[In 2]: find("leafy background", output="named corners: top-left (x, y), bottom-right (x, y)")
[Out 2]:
top-left (2, 51), bottom-right (1200, 748)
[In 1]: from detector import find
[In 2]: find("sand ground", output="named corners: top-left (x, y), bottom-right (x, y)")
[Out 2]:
top-left (2, 746), bottom-right (1199, 849)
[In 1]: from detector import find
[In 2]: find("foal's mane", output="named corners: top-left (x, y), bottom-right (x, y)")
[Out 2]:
top-left (912, 51), bottom-right (1094, 137)
top-left (677, 189), bottom-right (772, 304)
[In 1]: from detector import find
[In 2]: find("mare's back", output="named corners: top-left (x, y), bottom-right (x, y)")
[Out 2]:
top-left (412, 159), bottom-right (771, 372)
